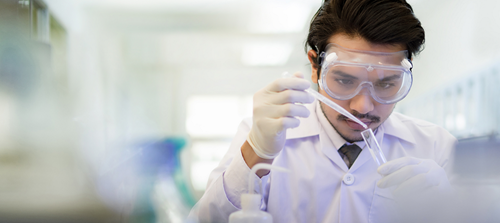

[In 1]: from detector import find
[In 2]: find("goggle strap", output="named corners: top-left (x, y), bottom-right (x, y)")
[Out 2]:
top-left (318, 51), bottom-right (326, 66)
top-left (325, 52), bottom-right (338, 65)
top-left (401, 59), bottom-right (413, 70)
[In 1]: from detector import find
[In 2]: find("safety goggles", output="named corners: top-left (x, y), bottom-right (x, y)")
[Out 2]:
top-left (318, 43), bottom-right (413, 104)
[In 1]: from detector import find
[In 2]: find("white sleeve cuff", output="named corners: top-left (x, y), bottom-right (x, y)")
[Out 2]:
top-left (223, 149), bottom-right (268, 209)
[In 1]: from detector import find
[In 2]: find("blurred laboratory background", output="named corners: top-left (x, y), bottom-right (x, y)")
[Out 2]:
top-left (0, 0), bottom-right (499, 222)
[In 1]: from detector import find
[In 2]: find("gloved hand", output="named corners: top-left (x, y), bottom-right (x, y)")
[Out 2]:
top-left (247, 72), bottom-right (314, 159)
top-left (377, 157), bottom-right (453, 198)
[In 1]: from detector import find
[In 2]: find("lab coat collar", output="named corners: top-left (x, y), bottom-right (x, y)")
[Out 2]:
top-left (285, 100), bottom-right (321, 139)
top-left (283, 100), bottom-right (416, 172)
top-left (285, 100), bottom-right (417, 146)
top-left (380, 112), bottom-right (417, 145)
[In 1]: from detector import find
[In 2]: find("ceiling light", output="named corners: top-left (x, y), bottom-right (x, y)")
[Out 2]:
top-left (247, 1), bottom-right (312, 33)
top-left (241, 42), bottom-right (293, 66)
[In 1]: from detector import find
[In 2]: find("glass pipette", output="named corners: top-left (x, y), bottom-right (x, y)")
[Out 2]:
top-left (282, 72), bottom-right (386, 166)
top-left (282, 72), bottom-right (367, 129)
top-left (308, 89), bottom-right (387, 166)
top-left (305, 89), bottom-right (368, 129)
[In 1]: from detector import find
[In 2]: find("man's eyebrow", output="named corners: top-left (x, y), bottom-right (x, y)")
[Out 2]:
top-left (378, 74), bottom-right (402, 81)
top-left (332, 70), bottom-right (358, 79)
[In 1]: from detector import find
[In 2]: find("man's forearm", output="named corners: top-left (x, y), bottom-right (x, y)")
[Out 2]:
top-left (241, 140), bottom-right (273, 178)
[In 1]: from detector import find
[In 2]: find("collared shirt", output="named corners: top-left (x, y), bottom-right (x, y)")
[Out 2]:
top-left (315, 101), bottom-right (366, 167)
top-left (189, 100), bottom-right (456, 223)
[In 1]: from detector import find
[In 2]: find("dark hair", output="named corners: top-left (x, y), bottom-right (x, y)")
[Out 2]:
top-left (306, 0), bottom-right (424, 72)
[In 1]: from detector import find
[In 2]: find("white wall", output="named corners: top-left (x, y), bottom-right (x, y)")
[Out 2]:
top-left (404, 0), bottom-right (500, 104)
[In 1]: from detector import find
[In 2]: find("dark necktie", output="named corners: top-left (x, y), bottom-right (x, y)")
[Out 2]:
top-left (339, 144), bottom-right (362, 168)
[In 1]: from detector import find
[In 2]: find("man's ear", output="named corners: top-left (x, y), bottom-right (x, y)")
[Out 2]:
top-left (307, 50), bottom-right (319, 84)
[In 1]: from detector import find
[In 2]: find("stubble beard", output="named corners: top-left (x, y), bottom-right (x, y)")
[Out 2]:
top-left (320, 102), bottom-right (382, 143)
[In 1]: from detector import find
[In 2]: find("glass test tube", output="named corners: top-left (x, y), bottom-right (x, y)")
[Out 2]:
top-left (361, 128), bottom-right (387, 166)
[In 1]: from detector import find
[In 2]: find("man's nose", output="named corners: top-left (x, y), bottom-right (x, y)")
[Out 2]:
top-left (349, 89), bottom-right (375, 115)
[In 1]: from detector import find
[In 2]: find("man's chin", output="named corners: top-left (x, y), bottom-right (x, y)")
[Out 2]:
top-left (331, 123), bottom-right (363, 142)
top-left (334, 127), bottom-right (364, 142)
top-left (339, 133), bottom-right (363, 143)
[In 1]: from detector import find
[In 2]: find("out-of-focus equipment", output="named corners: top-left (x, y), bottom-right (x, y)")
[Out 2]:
top-left (229, 163), bottom-right (288, 223)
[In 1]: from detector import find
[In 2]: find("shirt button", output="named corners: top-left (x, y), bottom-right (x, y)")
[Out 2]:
top-left (343, 173), bottom-right (355, 185)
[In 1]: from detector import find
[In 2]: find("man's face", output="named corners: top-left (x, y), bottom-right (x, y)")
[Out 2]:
top-left (309, 33), bottom-right (405, 142)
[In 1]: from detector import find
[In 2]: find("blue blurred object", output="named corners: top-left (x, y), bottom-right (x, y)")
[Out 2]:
top-left (138, 138), bottom-right (186, 175)
top-left (0, 34), bottom-right (41, 99)
top-left (97, 137), bottom-right (196, 223)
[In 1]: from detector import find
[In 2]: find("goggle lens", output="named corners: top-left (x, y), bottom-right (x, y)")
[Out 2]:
top-left (322, 65), bottom-right (411, 104)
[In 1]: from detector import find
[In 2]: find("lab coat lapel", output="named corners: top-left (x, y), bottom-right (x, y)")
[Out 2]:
top-left (348, 126), bottom-right (385, 171)
top-left (319, 127), bottom-right (349, 172)
top-left (314, 100), bottom-right (349, 172)
top-left (382, 113), bottom-right (416, 145)
top-left (285, 100), bottom-right (348, 171)
top-left (348, 146), bottom-right (373, 172)
top-left (285, 103), bottom-right (418, 172)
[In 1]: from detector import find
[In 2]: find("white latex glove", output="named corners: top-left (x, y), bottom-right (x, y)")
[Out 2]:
top-left (377, 157), bottom-right (452, 198)
top-left (247, 72), bottom-right (314, 159)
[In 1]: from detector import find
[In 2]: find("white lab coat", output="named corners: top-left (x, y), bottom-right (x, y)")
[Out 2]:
top-left (188, 100), bottom-right (456, 223)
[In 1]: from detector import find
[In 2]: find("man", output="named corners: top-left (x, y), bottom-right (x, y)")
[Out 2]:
top-left (189, 0), bottom-right (456, 222)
